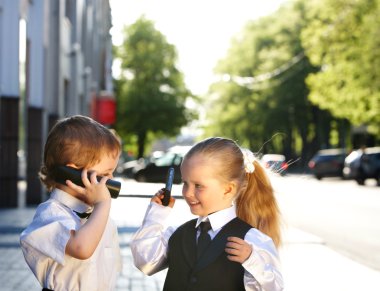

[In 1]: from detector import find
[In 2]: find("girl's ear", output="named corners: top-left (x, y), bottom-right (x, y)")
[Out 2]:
top-left (224, 181), bottom-right (237, 199)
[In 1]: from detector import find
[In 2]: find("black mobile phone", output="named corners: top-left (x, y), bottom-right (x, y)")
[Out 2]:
top-left (54, 165), bottom-right (121, 199)
top-left (162, 167), bottom-right (175, 206)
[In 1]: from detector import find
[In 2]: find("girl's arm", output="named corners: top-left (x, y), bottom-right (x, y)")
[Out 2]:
top-left (242, 228), bottom-right (284, 291)
top-left (131, 193), bottom-right (176, 275)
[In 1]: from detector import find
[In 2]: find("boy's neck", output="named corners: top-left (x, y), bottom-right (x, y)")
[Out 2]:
top-left (55, 184), bottom-right (92, 206)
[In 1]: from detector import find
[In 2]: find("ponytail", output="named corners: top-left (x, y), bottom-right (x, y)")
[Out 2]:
top-left (183, 137), bottom-right (282, 247)
top-left (236, 160), bottom-right (282, 247)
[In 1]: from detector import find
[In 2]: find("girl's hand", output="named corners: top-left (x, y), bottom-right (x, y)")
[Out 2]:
top-left (225, 236), bottom-right (252, 264)
top-left (151, 188), bottom-right (176, 208)
top-left (66, 169), bottom-right (110, 205)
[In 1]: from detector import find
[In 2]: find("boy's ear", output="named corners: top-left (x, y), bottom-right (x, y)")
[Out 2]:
top-left (66, 163), bottom-right (79, 169)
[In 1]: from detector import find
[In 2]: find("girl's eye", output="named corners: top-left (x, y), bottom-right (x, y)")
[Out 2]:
top-left (195, 184), bottom-right (202, 189)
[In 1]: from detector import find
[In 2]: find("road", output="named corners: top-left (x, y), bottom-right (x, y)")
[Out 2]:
top-left (272, 174), bottom-right (380, 271)
top-left (3, 175), bottom-right (379, 291)
top-left (115, 174), bottom-right (380, 271)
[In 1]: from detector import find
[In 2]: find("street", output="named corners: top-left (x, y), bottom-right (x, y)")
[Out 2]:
top-left (272, 174), bottom-right (380, 271)
top-left (1, 174), bottom-right (380, 290)
top-left (112, 175), bottom-right (380, 290)
top-left (116, 175), bottom-right (380, 271)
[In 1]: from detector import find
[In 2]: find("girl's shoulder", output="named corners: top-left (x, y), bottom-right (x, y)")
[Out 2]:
top-left (172, 218), bottom-right (197, 234)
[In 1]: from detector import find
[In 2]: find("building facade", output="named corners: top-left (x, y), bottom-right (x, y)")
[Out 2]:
top-left (0, 0), bottom-right (115, 207)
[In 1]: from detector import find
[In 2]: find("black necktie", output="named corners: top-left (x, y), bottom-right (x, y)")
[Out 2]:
top-left (74, 210), bottom-right (92, 219)
top-left (197, 221), bottom-right (211, 259)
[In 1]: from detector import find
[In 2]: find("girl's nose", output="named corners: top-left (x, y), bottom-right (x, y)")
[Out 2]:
top-left (182, 186), bottom-right (192, 198)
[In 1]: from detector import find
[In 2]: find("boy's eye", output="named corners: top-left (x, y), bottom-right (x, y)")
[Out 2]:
top-left (195, 184), bottom-right (202, 189)
top-left (100, 172), bottom-right (112, 178)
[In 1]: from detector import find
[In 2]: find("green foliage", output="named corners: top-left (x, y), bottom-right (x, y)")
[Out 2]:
top-left (204, 1), bottom-right (327, 160)
top-left (114, 17), bottom-right (196, 157)
top-left (302, 0), bottom-right (380, 135)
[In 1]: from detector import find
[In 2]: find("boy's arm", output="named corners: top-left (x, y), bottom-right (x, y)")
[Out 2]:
top-left (65, 170), bottom-right (112, 260)
top-left (65, 199), bottom-right (111, 259)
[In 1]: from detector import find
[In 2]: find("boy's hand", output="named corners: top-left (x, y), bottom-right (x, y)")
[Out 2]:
top-left (66, 169), bottom-right (110, 205)
top-left (151, 188), bottom-right (175, 208)
top-left (225, 236), bottom-right (252, 264)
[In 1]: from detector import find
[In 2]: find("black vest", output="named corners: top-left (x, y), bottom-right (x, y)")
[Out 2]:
top-left (163, 217), bottom-right (251, 291)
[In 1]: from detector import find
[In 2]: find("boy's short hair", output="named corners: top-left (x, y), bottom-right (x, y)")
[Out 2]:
top-left (39, 115), bottom-right (121, 191)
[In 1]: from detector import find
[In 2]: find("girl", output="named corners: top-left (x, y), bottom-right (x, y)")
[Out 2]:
top-left (131, 137), bottom-right (284, 291)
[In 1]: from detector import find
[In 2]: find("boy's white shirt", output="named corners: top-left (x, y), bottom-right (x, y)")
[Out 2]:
top-left (20, 188), bottom-right (122, 291)
top-left (131, 203), bottom-right (284, 291)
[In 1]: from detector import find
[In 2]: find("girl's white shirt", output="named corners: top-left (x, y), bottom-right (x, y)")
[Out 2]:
top-left (131, 203), bottom-right (284, 291)
top-left (20, 188), bottom-right (122, 291)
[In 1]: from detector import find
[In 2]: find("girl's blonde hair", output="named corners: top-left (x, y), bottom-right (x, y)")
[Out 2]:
top-left (39, 115), bottom-right (121, 191)
top-left (183, 137), bottom-right (281, 247)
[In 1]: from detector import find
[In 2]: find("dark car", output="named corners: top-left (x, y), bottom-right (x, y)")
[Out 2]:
top-left (308, 149), bottom-right (347, 180)
top-left (116, 158), bottom-right (147, 178)
top-left (134, 146), bottom-right (192, 183)
top-left (343, 147), bottom-right (380, 186)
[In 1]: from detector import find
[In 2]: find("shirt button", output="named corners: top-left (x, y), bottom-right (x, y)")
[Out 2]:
top-left (190, 276), bottom-right (197, 283)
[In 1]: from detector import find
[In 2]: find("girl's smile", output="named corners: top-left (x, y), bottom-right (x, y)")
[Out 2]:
top-left (181, 154), bottom-right (234, 217)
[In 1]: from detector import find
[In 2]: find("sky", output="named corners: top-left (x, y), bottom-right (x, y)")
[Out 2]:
top-left (109, 0), bottom-right (289, 96)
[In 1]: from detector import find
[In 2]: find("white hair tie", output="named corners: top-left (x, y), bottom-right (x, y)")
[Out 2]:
top-left (241, 148), bottom-right (255, 174)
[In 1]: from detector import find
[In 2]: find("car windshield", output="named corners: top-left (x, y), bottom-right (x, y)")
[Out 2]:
top-left (345, 150), bottom-right (362, 163)
top-left (155, 152), bottom-right (176, 167)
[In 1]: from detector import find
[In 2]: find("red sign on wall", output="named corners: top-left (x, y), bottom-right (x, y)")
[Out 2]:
top-left (92, 95), bottom-right (116, 125)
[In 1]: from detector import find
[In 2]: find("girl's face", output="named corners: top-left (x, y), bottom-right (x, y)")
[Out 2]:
top-left (181, 154), bottom-right (234, 217)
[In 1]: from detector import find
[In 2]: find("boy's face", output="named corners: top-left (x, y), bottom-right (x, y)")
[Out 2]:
top-left (88, 152), bottom-right (119, 179)
top-left (62, 152), bottom-right (120, 202)
top-left (180, 154), bottom-right (233, 217)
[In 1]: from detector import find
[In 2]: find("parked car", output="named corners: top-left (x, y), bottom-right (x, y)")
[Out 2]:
top-left (134, 146), bottom-right (192, 183)
top-left (115, 150), bottom-right (165, 178)
top-left (308, 148), bottom-right (347, 180)
top-left (116, 158), bottom-right (147, 178)
top-left (343, 147), bottom-right (380, 186)
top-left (260, 154), bottom-right (288, 176)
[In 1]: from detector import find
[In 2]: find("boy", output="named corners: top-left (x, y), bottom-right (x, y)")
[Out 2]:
top-left (20, 115), bottom-right (122, 291)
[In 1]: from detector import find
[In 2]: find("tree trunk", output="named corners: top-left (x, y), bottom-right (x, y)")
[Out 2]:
top-left (137, 131), bottom-right (147, 158)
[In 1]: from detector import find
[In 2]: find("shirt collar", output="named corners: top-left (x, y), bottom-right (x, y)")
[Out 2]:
top-left (51, 188), bottom-right (93, 214)
top-left (196, 205), bottom-right (237, 231)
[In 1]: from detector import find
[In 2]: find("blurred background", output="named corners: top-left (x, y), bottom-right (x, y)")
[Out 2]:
top-left (0, 0), bottom-right (379, 290)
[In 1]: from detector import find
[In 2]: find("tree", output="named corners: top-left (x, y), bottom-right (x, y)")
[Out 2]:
top-left (204, 0), bottom-right (346, 166)
top-left (301, 0), bottom-right (380, 139)
top-left (114, 17), bottom-right (196, 157)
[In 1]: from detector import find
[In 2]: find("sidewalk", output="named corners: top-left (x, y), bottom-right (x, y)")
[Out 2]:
top-left (1, 198), bottom-right (380, 291)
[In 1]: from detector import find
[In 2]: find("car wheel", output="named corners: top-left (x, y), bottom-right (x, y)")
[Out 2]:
top-left (135, 173), bottom-right (147, 182)
top-left (356, 178), bottom-right (365, 185)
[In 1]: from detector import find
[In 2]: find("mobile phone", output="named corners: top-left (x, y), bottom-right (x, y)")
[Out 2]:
top-left (161, 167), bottom-right (174, 206)
top-left (54, 165), bottom-right (121, 199)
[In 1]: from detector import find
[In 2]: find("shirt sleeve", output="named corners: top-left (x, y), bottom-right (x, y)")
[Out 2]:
top-left (130, 202), bottom-right (176, 275)
top-left (242, 228), bottom-right (284, 291)
top-left (20, 202), bottom-right (77, 265)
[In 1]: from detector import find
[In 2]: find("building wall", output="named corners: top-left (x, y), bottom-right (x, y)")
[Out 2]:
top-left (0, 0), bottom-right (114, 207)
